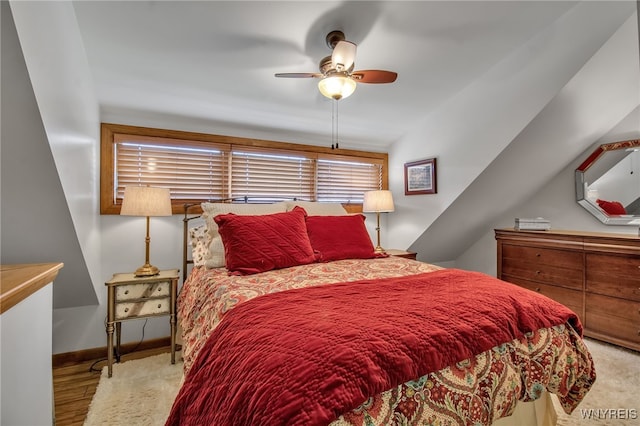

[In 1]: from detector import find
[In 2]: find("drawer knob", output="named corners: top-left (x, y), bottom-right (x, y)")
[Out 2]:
top-left (124, 290), bottom-right (129, 295)
top-left (124, 308), bottom-right (129, 313)
top-left (157, 304), bottom-right (162, 309)
top-left (157, 287), bottom-right (162, 292)
top-left (536, 253), bottom-right (541, 257)
top-left (536, 270), bottom-right (541, 275)
top-left (535, 287), bottom-right (541, 292)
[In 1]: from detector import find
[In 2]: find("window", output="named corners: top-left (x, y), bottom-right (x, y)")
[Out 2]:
top-left (101, 123), bottom-right (387, 214)
top-left (230, 147), bottom-right (315, 202)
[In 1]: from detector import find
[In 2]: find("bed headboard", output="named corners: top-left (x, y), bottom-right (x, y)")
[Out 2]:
top-left (182, 203), bottom-right (202, 283)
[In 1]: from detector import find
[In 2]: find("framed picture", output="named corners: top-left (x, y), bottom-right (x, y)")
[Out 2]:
top-left (404, 158), bottom-right (437, 195)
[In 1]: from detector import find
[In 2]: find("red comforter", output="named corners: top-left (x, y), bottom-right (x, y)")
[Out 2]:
top-left (167, 268), bottom-right (582, 425)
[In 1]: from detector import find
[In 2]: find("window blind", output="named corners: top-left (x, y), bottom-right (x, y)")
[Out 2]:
top-left (316, 157), bottom-right (383, 203)
top-left (230, 147), bottom-right (315, 202)
top-left (115, 139), bottom-right (228, 203)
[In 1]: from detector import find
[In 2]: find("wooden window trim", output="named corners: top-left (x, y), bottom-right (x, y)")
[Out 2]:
top-left (101, 123), bottom-right (388, 215)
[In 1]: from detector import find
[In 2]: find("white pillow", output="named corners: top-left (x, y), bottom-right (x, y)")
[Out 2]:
top-left (284, 201), bottom-right (347, 216)
top-left (201, 202), bottom-right (288, 268)
top-left (189, 225), bottom-right (210, 267)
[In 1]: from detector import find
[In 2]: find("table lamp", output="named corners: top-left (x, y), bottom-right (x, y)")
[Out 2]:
top-left (120, 186), bottom-right (172, 276)
top-left (362, 190), bottom-right (395, 253)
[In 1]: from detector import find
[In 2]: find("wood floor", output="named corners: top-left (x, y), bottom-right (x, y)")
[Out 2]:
top-left (53, 346), bottom-right (171, 426)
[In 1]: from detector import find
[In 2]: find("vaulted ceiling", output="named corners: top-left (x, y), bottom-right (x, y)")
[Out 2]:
top-left (71, 0), bottom-right (603, 151)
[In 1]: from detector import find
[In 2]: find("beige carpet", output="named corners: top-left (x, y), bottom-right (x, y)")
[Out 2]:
top-left (84, 353), bottom-right (183, 426)
top-left (85, 339), bottom-right (639, 425)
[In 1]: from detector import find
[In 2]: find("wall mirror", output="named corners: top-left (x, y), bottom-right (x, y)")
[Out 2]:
top-left (575, 139), bottom-right (640, 225)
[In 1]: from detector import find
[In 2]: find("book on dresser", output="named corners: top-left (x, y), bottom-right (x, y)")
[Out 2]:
top-left (514, 217), bottom-right (551, 230)
top-left (495, 228), bottom-right (640, 352)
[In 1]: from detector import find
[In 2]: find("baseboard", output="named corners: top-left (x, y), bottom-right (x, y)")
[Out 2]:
top-left (52, 336), bottom-right (173, 367)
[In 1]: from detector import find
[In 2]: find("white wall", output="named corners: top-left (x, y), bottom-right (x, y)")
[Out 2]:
top-left (10, 1), bottom-right (103, 301)
top-left (457, 106), bottom-right (640, 276)
top-left (386, 2), bottom-right (635, 252)
top-left (388, 7), bottom-right (638, 267)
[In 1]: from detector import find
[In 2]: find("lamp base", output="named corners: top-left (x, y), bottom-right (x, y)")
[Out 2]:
top-left (374, 246), bottom-right (386, 254)
top-left (134, 263), bottom-right (160, 277)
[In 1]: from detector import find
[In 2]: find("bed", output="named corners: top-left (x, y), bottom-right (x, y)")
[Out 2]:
top-left (167, 201), bottom-right (595, 426)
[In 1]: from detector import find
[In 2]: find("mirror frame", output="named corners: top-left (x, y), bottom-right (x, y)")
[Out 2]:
top-left (575, 139), bottom-right (640, 225)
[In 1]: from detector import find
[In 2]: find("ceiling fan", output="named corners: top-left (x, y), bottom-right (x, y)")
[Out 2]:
top-left (275, 30), bottom-right (398, 100)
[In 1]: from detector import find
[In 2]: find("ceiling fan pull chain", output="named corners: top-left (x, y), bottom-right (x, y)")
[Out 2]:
top-left (331, 99), bottom-right (340, 150)
top-left (335, 100), bottom-right (339, 149)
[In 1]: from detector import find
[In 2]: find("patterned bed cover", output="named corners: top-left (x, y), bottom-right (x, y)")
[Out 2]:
top-left (176, 257), bottom-right (594, 425)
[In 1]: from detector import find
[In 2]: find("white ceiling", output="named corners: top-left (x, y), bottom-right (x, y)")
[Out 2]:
top-left (71, 1), bottom-right (582, 151)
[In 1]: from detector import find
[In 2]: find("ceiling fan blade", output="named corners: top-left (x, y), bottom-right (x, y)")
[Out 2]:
top-left (351, 70), bottom-right (398, 84)
top-left (274, 72), bottom-right (323, 79)
top-left (331, 40), bottom-right (357, 71)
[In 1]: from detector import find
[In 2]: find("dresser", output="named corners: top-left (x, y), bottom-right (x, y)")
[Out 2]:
top-left (495, 228), bottom-right (640, 352)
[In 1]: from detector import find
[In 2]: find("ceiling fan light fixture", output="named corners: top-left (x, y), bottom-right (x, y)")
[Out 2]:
top-left (318, 74), bottom-right (357, 100)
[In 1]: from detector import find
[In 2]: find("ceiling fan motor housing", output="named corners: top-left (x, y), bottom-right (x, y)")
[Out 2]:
top-left (325, 30), bottom-right (346, 49)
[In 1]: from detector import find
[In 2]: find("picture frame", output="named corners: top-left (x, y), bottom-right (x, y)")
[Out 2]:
top-left (404, 158), bottom-right (437, 195)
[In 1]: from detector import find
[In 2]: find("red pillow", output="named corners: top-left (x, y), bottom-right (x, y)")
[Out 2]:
top-left (596, 199), bottom-right (626, 215)
top-left (305, 214), bottom-right (380, 262)
top-left (214, 207), bottom-right (318, 275)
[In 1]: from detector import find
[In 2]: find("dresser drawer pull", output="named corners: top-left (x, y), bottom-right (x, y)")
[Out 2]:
top-left (124, 308), bottom-right (129, 313)
top-left (536, 270), bottom-right (541, 275)
top-left (124, 290), bottom-right (129, 295)
top-left (158, 304), bottom-right (162, 309)
top-left (535, 287), bottom-right (541, 292)
top-left (536, 253), bottom-right (541, 257)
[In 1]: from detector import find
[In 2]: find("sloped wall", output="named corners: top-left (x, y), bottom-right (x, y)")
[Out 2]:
top-left (457, 105), bottom-right (640, 276)
top-left (387, 2), bottom-right (637, 264)
top-left (1, 1), bottom-right (97, 307)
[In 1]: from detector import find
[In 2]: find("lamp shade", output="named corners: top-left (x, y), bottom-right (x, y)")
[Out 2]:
top-left (120, 186), bottom-right (172, 216)
top-left (318, 74), bottom-right (357, 100)
top-left (362, 190), bottom-right (395, 213)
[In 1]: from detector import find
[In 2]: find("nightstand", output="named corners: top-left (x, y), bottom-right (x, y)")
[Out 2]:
top-left (105, 269), bottom-right (179, 377)
top-left (385, 249), bottom-right (418, 260)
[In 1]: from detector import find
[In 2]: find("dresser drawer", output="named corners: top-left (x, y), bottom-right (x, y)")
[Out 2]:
top-left (503, 276), bottom-right (583, 320)
top-left (115, 298), bottom-right (171, 320)
top-left (585, 293), bottom-right (640, 345)
top-left (501, 245), bottom-right (583, 290)
top-left (586, 253), bottom-right (640, 301)
top-left (115, 281), bottom-right (170, 301)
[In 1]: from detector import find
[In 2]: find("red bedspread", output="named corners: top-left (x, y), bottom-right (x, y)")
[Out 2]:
top-left (167, 268), bottom-right (581, 425)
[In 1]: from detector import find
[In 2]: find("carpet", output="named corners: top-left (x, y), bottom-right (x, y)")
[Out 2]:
top-left (84, 353), bottom-right (183, 426)
top-left (85, 339), bottom-right (639, 425)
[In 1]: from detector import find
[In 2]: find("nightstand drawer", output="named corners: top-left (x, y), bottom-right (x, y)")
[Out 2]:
top-left (115, 281), bottom-right (170, 301)
top-left (115, 298), bottom-right (170, 320)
